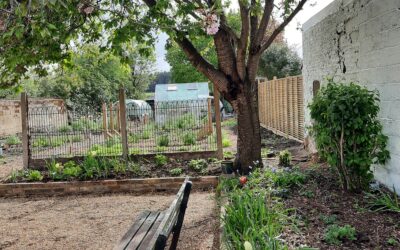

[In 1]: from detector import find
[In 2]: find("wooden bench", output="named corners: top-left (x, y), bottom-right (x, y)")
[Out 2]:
top-left (114, 178), bottom-right (192, 250)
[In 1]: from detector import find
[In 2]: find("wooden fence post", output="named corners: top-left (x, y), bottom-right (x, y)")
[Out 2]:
top-left (119, 88), bottom-right (129, 159)
top-left (213, 84), bottom-right (223, 160)
top-left (21, 92), bottom-right (29, 169)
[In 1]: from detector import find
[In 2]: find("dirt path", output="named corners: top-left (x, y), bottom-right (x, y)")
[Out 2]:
top-left (0, 192), bottom-right (218, 250)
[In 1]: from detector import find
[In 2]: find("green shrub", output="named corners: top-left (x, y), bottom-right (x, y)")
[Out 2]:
top-left (309, 80), bottom-right (390, 191)
top-left (169, 168), bottom-right (183, 176)
top-left (188, 159), bottom-right (207, 172)
top-left (324, 224), bottom-right (356, 245)
top-left (222, 132), bottom-right (231, 148)
top-left (155, 154), bottom-right (168, 167)
top-left (182, 132), bottom-right (196, 145)
top-left (81, 153), bottom-right (99, 179)
top-left (109, 158), bottom-right (126, 174)
top-left (157, 135), bottom-right (169, 147)
top-left (278, 150), bottom-right (291, 166)
top-left (26, 170), bottom-right (43, 182)
top-left (8, 170), bottom-right (22, 183)
top-left (176, 114), bottom-right (196, 129)
top-left (5, 135), bottom-right (21, 145)
top-left (71, 118), bottom-right (101, 131)
top-left (33, 137), bottom-right (66, 147)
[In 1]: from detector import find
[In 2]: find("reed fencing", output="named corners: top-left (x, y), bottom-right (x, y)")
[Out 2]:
top-left (258, 75), bottom-right (304, 141)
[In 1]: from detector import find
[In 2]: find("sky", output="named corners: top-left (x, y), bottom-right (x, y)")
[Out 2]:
top-left (154, 0), bottom-right (335, 72)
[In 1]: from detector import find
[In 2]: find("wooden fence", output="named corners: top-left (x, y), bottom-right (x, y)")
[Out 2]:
top-left (258, 75), bottom-right (304, 142)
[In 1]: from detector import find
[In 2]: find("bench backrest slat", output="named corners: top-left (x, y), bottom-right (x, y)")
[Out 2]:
top-left (152, 177), bottom-right (192, 250)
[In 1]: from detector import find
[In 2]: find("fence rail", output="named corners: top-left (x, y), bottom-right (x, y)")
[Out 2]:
top-left (22, 88), bottom-right (222, 167)
top-left (258, 75), bottom-right (304, 141)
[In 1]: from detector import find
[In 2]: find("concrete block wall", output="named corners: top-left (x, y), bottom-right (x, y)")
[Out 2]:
top-left (302, 0), bottom-right (400, 192)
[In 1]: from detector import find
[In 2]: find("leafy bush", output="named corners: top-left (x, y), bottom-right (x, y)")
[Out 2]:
top-left (155, 154), bottom-right (168, 167)
top-left (182, 132), bottom-right (196, 145)
top-left (157, 135), bottom-right (169, 147)
top-left (71, 118), bottom-right (101, 131)
top-left (274, 168), bottom-right (306, 189)
top-left (169, 168), bottom-right (183, 176)
top-left (176, 114), bottom-right (196, 129)
top-left (309, 81), bottom-right (390, 191)
top-left (188, 159), bottom-right (207, 172)
top-left (26, 170), bottom-right (43, 182)
top-left (81, 153), bottom-right (99, 179)
top-left (5, 135), bottom-right (21, 145)
top-left (278, 150), bottom-right (291, 166)
top-left (109, 158), bottom-right (126, 174)
top-left (324, 224), bottom-right (356, 245)
top-left (8, 170), bottom-right (22, 183)
top-left (222, 132), bottom-right (232, 148)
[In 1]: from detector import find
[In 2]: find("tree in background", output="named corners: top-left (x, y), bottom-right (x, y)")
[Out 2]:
top-left (147, 71), bottom-right (171, 92)
top-left (0, 0), bottom-right (309, 172)
top-left (258, 43), bottom-right (302, 79)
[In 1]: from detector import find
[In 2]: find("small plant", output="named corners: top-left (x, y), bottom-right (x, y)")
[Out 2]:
top-left (320, 214), bottom-right (337, 225)
top-left (182, 132), bottom-right (196, 145)
top-left (365, 190), bottom-right (400, 213)
top-left (274, 168), bottom-right (306, 188)
top-left (81, 152), bottom-right (99, 179)
top-left (26, 170), bottom-right (43, 182)
top-left (223, 151), bottom-right (234, 159)
top-left (70, 135), bottom-right (83, 143)
top-left (222, 119), bottom-right (237, 128)
top-left (63, 161), bottom-right (82, 179)
top-left (110, 158), bottom-right (126, 174)
top-left (278, 150), bottom-right (292, 166)
top-left (324, 224), bottom-right (356, 245)
top-left (106, 136), bottom-right (121, 147)
top-left (157, 135), bottom-right (169, 147)
top-left (169, 168), bottom-right (183, 176)
top-left (188, 159), bottom-right (207, 172)
top-left (5, 135), bottom-right (21, 146)
top-left (128, 133), bottom-right (139, 143)
top-left (58, 125), bottom-right (72, 133)
top-left (387, 237), bottom-right (398, 246)
top-left (222, 132), bottom-right (231, 148)
top-left (9, 170), bottom-right (21, 183)
top-left (300, 190), bottom-right (315, 198)
top-left (128, 162), bottom-right (142, 176)
top-left (47, 160), bottom-right (64, 180)
top-left (261, 148), bottom-right (272, 158)
top-left (155, 154), bottom-right (168, 167)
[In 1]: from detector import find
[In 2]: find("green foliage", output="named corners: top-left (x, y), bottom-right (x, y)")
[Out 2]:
top-left (175, 114), bottom-right (196, 130)
top-left (309, 81), bottom-right (390, 191)
top-left (46, 160), bottom-right (64, 180)
top-left (9, 170), bottom-right (22, 183)
top-left (188, 159), bottom-right (207, 172)
top-left (222, 119), bottom-right (237, 128)
top-left (223, 189), bottom-right (287, 250)
top-left (63, 161), bottom-right (82, 179)
top-left (5, 135), bottom-right (21, 145)
top-left (157, 135), bottom-right (169, 147)
top-left (26, 170), bottom-right (43, 182)
top-left (128, 133), bottom-right (140, 143)
top-left (81, 153), bottom-right (99, 179)
top-left (278, 150), bottom-right (292, 166)
top-left (224, 151), bottom-right (235, 159)
top-left (182, 132), bottom-right (196, 146)
top-left (261, 148), bottom-right (272, 158)
top-left (109, 158), bottom-right (127, 174)
top-left (71, 117), bottom-right (101, 131)
top-left (169, 168), bottom-right (183, 176)
top-left (222, 137), bottom-right (231, 148)
top-left (155, 154), bottom-right (168, 167)
top-left (33, 137), bottom-right (67, 148)
top-left (58, 125), bottom-right (73, 133)
top-left (258, 43), bottom-right (302, 79)
top-left (105, 136), bottom-right (121, 147)
top-left (366, 190), bottom-right (400, 213)
top-left (324, 225), bottom-right (356, 245)
top-left (387, 238), bottom-right (398, 246)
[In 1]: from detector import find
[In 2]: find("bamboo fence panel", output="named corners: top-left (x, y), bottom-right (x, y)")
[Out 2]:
top-left (257, 75), bottom-right (304, 142)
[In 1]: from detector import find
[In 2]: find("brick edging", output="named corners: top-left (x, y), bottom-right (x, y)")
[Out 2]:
top-left (0, 176), bottom-right (219, 198)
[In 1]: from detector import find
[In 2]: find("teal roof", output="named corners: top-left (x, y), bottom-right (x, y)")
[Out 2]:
top-left (155, 82), bottom-right (210, 102)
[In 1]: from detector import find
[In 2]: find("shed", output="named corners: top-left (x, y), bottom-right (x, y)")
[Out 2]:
top-left (154, 83), bottom-right (210, 124)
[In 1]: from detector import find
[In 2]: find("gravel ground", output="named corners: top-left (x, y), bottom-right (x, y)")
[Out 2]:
top-left (0, 192), bottom-right (218, 250)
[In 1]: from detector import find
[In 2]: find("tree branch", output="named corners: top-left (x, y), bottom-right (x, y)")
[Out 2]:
top-left (236, 2), bottom-right (249, 81)
top-left (255, 0), bottom-right (274, 47)
top-left (260, 0), bottom-right (308, 53)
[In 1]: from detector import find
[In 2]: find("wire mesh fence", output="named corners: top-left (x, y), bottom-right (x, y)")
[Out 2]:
top-left (27, 98), bottom-right (217, 160)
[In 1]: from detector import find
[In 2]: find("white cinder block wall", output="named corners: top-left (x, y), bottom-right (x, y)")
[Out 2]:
top-left (302, 0), bottom-right (400, 192)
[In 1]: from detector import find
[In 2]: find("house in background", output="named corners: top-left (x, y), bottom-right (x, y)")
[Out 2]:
top-left (154, 82), bottom-right (210, 124)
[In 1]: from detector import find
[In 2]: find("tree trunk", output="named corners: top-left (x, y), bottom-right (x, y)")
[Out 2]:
top-left (233, 82), bottom-right (262, 174)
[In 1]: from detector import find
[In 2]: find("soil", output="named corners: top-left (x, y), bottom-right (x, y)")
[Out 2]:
top-left (0, 154), bottom-right (23, 181)
top-left (0, 192), bottom-right (219, 250)
top-left (258, 127), bottom-right (400, 249)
